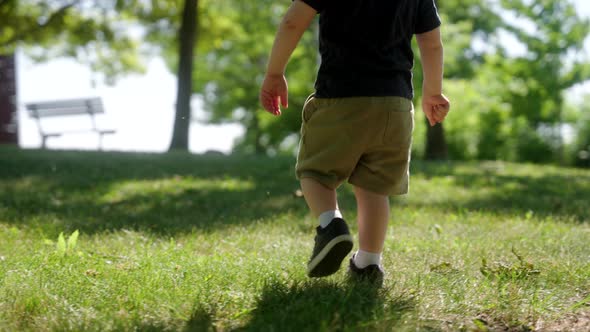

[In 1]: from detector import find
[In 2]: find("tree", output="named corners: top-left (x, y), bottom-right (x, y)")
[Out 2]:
top-left (497, 0), bottom-right (590, 122)
top-left (188, 0), bottom-right (317, 155)
top-left (418, 0), bottom-right (503, 160)
top-left (419, 0), bottom-right (589, 163)
top-left (0, 0), bottom-right (148, 81)
top-left (0, 54), bottom-right (17, 144)
top-left (483, 0), bottom-right (590, 162)
top-left (0, 0), bottom-right (150, 149)
top-left (169, 0), bottom-right (198, 151)
top-left (568, 94), bottom-right (590, 167)
top-left (1, 0), bottom-right (205, 152)
top-left (190, 0), bottom-right (487, 156)
top-left (149, 0), bottom-right (508, 156)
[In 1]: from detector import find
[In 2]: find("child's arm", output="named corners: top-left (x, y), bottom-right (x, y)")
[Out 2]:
top-left (260, 1), bottom-right (317, 116)
top-left (416, 27), bottom-right (450, 126)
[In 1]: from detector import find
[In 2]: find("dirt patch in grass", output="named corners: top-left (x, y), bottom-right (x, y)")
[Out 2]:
top-left (536, 311), bottom-right (590, 332)
top-left (466, 311), bottom-right (590, 332)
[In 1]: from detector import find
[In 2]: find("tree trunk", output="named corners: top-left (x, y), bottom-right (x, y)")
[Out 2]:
top-left (422, 0), bottom-right (448, 160)
top-left (0, 54), bottom-right (18, 145)
top-left (424, 120), bottom-right (448, 160)
top-left (252, 113), bottom-right (264, 155)
top-left (169, 0), bottom-right (198, 151)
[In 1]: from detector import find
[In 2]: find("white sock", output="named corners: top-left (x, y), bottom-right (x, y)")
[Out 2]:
top-left (353, 250), bottom-right (382, 268)
top-left (318, 210), bottom-right (343, 228)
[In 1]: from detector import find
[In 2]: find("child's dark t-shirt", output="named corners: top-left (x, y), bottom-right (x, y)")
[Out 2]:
top-left (298, 0), bottom-right (441, 99)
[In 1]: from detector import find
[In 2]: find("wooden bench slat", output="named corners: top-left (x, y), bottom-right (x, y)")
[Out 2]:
top-left (26, 97), bottom-right (102, 109)
top-left (32, 107), bottom-right (103, 117)
top-left (26, 98), bottom-right (104, 117)
top-left (43, 129), bottom-right (116, 135)
top-left (43, 133), bottom-right (63, 138)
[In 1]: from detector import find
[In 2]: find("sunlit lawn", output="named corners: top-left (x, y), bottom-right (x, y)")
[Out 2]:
top-left (0, 147), bottom-right (589, 331)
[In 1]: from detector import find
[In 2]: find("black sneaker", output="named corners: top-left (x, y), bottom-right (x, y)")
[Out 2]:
top-left (307, 218), bottom-right (354, 278)
top-left (348, 256), bottom-right (385, 285)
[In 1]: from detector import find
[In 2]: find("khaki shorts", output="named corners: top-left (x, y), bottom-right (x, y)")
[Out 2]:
top-left (296, 95), bottom-right (414, 196)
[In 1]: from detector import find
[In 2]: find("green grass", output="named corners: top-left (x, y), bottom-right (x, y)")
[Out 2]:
top-left (0, 146), bottom-right (589, 331)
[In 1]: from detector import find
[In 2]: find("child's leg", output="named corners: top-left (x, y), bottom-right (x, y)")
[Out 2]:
top-left (353, 185), bottom-right (390, 267)
top-left (301, 177), bottom-right (353, 277)
top-left (300, 177), bottom-right (338, 217)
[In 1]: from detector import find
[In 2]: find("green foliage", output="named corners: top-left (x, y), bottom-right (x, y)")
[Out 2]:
top-left (512, 118), bottom-right (555, 163)
top-left (472, 0), bottom-right (590, 163)
top-left (0, 0), bottom-right (155, 82)
top-left (427, 0), bottom-right (590, 164)
top-left (439, 80), bottom-right (481, 160)
top-left (477, 108), bottom-right (509, 160)
top-left (45, 230), bottom-right (79, 257)
top-left (4, 0), bottom-right (590, 163)
top-left (192, 0), bottom-right (316, 154)
top-left (436, 0), bottom-right (503, 79)
top-left (56, 232), bottom-right (67, 256)
top-left (567, 94), bottom-right (590, 167)
top-left (142, 0), bottom-right (318, 154)
top-left (480, 248), bottom-right (540, 281)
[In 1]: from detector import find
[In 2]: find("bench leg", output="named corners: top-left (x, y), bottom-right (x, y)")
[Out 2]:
top-left (98, 133), bottom-right (105, 151)
top-left (41, 135), bottom-right (48, 149)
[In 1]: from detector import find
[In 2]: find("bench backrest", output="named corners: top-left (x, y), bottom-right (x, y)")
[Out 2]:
top-left (26, 98), bottom-right (104, 118)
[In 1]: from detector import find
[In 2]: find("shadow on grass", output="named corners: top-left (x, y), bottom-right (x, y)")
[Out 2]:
top-left (408, 161), bottom-right (590, 222)
top-left (233, 280), bottom-right (415, 332)
top-left (0, 148), bottom-right (308, 236)
top-left (123, 307), bottom-right (216, 332)
top-left (183, 306), bottom-right (216, 332)
top-left (1, 148), bottom-right (589, 238)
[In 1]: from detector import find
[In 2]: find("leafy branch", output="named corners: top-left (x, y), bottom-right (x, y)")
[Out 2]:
top-left (1, 1), bottom-right (81, 47)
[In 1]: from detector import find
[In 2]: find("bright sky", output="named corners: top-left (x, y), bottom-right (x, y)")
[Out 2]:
top-left (16, 0), bottom-right (590, 153)
top-left (17, 55), bottom-right (244, 153)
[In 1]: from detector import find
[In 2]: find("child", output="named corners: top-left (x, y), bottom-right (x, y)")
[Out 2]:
top-left (260, 0), bottom-right (450, 283)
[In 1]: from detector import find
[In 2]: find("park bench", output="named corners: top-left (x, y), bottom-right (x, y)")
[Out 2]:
top-left (25, 97), bottom-right (115, 150)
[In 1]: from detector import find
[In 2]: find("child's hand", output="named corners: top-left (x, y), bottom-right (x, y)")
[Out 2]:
top-left (260, 74), bottom-right (289, 116)
top-left (422, 94), bottom-right (450, 126)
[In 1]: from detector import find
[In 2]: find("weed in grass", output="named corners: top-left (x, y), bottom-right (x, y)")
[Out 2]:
top-left (475, 248), bottom-right (546, 330)
top-left (47, 230), bottom-right (80, 257)
top-left (429, 262), bottom-right (457, 274)
top-left (480, 247), bottom-right (541, 281)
